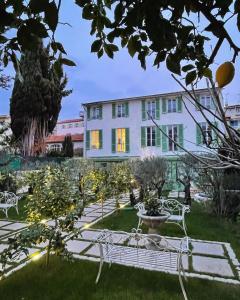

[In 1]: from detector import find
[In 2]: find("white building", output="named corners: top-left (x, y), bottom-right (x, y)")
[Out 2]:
top-left (225, 104), bottom-right (240, 130)
top-left (45, 117), bottom-right (84, 155)
top-left (83, 89), bottom-right (222, 161)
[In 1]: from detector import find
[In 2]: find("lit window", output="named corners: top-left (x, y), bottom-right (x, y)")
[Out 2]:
top-left (199, 122), bottom-right (212, 145)
top-left (146, 127), bottom-right (156, 146)
top-left (91, 130), bottom-right (100, 149)
top-left (167, 99), bottom-right (177, 113)
top-left (200, 96), bottom-right (213, 109)
top-left (92, 107), bottom-right (100, 119)
top-left (116, 128), bottom-right (126, 152)
top-left (147, 100), bottom-right (156, 119)
top-left (117, 103), bottom-right (126, 117)
top-left (50, 144), bottom-right (61, 152)
top-left (168, 125), bottom-right (178, 151)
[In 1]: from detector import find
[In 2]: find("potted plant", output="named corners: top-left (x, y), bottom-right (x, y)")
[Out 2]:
top-left (137, 197), bottom-right (170, 235)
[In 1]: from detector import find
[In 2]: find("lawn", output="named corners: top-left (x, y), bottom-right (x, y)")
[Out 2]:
top-left (0, 256), bottom-right (239, 300)
top-left (93, 202), bottom-right (240, 259)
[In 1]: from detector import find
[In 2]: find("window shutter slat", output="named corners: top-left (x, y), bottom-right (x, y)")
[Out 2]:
top-left (99, 130), bottom-right (103, 149)
top-left (141, 127), bottom-right (146, 148)
top-left (99, 105), bottom-right (102, 119)
top-left (178, 124), bottom-right (184, 149)
top-left (87, 107), bottom-right (91, 120)
top-left (162, 125), bottom-right (168, 152)
top-left (177, 96), bottom-right (182, 113)
top-left (125, 102), bottom-right (129, 117)
top-left (196, 124), bottom-right (202, 145)
top-left (156, 98), bottom-right (160, 119)
top-left (111, 129), bottom-right (116, 153)
top-left (112, 103), bottom-right (116, 118)
top-left (156, 126), bottom-right (161, 147)
top-left (126, 128), bottom-right (130, 152)
top-left (86, 130), bottom-right (90, 150)
top-left (162, 98), bottom-right (167, 113)
top-left (142, 100), bottom-right (146, 120)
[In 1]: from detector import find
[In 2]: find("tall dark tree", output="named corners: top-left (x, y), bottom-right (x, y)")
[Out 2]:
top-left (10, 40), bottom-right (72, 156)
top-left (62, 135), bottom-right (74, 157)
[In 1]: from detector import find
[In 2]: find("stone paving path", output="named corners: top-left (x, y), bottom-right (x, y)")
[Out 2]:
top-left (0, 191), bottom-right (240, 286)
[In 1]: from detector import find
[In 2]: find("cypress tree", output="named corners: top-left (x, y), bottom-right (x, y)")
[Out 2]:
top-left (62, 135), bottom-right (74, 157)
top-left (10, 39), bottom-right (72, 156)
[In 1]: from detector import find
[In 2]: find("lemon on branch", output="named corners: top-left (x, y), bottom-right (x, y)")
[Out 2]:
top-left (216, 62), bottom-right (235, 88)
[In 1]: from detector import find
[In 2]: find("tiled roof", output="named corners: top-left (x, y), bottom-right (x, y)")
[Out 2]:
top-left (46, 134), bottom-right (84, 143)
top-left (57, 118), bottom-right (83, 124)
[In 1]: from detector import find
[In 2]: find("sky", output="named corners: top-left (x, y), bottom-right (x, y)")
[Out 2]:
top-left (1, 2), bottom-right (240, 120)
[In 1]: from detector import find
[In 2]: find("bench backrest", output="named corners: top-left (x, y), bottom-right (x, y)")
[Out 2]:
top-left (0, 192), bottom-right (19, 205)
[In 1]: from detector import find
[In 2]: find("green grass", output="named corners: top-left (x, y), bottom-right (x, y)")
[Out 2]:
top-left (94, 203), bottom-right (240, 258)
top-left (0, 196), bottom-right (28, 221)
top-left (0, 256), bottom-right (239, 300)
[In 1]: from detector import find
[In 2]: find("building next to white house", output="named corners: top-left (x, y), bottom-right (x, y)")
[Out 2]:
top-left (83, 88), bottom-right (222, 162)
top-left (45, 116), bottom-right (84, 156)
top-left (225, 104), bottom-right (240, 130)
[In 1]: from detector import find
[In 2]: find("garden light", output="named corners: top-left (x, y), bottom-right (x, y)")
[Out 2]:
top-left (30, 252), bottom-right (41, 261)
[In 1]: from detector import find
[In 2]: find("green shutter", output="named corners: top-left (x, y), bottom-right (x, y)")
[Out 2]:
top-left (141, 127), bottom-right (146, 147)
top-left (112, 103), bottom-right (116, 118)
top-left (156, 126), bottom-right (161, 147)
top-left (142, 100), bottom-right (146, 120)
top-left (211, 98), bottom-right (215, 110)
top-left (162, 98), bottom-right (167, 113)
top-left (162, 125), bottom-right (168, 152)
top-left (178, 124), bottom-right (184, 149)
top-left (111, 129), bottom-right (116, 153)
top-left (125, 128), bottom-right (130, 152)
top-left (125, 102), bottom-right (129, 117)
top-left (86, 130), bottom-right (90, 150)
top-left (87, 107), bottom-right (91, 120)
top-left (99, 105), bottom-right (102, 119)
top-left (195, 95), bottom-right (200, 110)
top-left (156, 98), bottom-right (160, 119)
top-left (99, 130), bottom-right (103, 149)
top-left (196, 124), bottom-right (202, 145)
top-left (177, 96), bottom-right (182, 113)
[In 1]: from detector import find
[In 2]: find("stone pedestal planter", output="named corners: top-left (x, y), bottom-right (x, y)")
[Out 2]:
top-left (137, 211), bottom-right (170, 234)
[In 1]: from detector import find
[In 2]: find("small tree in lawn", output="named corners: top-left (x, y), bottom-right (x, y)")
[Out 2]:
top-left (0, 166), bottom-right (83, 271)
top-left (62, 135), bottom-right (74, 157)
top-left (133, 157), bottom-right (168, 199)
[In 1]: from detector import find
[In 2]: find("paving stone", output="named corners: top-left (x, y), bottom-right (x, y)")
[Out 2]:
top-left (0, 221), bottom-right (11, 227)
top-left (0, 243), bottom-right (8, 252)
top-left (15, 248), bottom-right (40, 263)
top-left (3, 223), bottom-right (27, 231)
top-left (88, 204), bottom-right (101, 209)
top-left (192, 255), bottom-right (234, 277)
top-left (94, 209), bottom-right (112, 214)
top-left (66, 240), bottom-right (91, 253)
top-left (192, 241), bottom-right (225, 257)
top-left (74, 222), bottom-right (85, 229)
top-left (83, 207), bottom-right (96, 213)
top-left (86, 212), bottom-right (103, 218)
top-left (85, 244), bottom-right (100, 257)
top-left (0, 230), bottom-right (10, 237)
top-left (81, 230), bottom-right (102, 241)
top-left (79, 216), bottom-right (96, 223)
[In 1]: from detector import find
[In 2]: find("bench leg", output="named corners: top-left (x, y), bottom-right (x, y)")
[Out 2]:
top-left (15, 205), bottom-right (19, 215)
top-left (177, 254), bottom-right (188, 300)
top-left (95, 244), bottom-right (104, 284)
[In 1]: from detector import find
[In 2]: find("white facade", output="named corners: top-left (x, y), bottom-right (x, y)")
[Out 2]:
top-left (225, 105), bottom-right (240, 130)
top-left (52, 118), bottom-right (84, 136)
top-left (83, 89), bottom-right (223, 160)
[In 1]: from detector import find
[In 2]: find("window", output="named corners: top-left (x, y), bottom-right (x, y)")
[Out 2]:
top-left (200, 96), bottom-right (213, 109)
top-left (75, 123), bottom-right (79, 127)
top-left (68, 123), bottom-right (73, 128)
top-left (147, 100), bottom-right (156, 119)
top-left (167, 99), bottom-right (177, 113)
top-left (117, 103), bottom-right (126, 117)
top-left (62, 125), bottom-right (65, 129)
top-left (168, 125), bottom-right (178, 151)
top-left (50, 144), bottom-right (61, 152)
top-left (146, 127), bottom-right (156, 146)
top-left (92, 106), bottom-right (100, 119)
top-left (116, 128), bottom-right (126, 152)
top-left (230, 120), bottom-right (239, 129)
top-left (199, 122), bottom-right (212, 145)
top-left (90, 130), bottom-right (100, 149)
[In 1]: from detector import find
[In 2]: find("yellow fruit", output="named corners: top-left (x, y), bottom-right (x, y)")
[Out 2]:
top-left (216, 61), bottom-right (235, 88)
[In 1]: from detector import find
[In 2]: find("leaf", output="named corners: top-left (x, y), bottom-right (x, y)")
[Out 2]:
top-left (82, 4), bottom-right (94, 20)
top-left (59, 58), bottom-right (76, 66)
top-left (166, 54), bottom-right (181, 75)
top-left (185, 71), bottom-right (197, 85)
top-left (0, 35), bottom-right (8, 44)
top-left (26, 19), bottom-right (48, 38)
top-left (108, 44), bottom-right (119, 52)
top-left (153, 51), bottom-right (166, 67)
top-left (104, 44), bottom-right (114, 59)
top-left (51, 42), bottom-right (67, 54)
top-left (91, 39), bottom-right (102, 52)
top-left (127, 36), bottom-right (137, 57)
top-left (97, 48), bottom-right (104, 59)
top-left (203, 68), bottom-right (213, 79)
top-left (234, 0), bottom-right (240, 13)
top-left (104, 0), bottom-right (111, 9)
top-left (29, 0), bottom-right (49, 13)
top-left (114, 3), bottom-right (124, 23)
top-left (182, 64), bottom-right (195, 72)
top-left (237, 13), bottom-right (240, 32)
top-left (44, 1), bottom-right (59, 32)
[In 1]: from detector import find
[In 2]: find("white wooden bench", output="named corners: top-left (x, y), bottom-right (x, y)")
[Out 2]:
top-left (94, 229), bottom-right (191, 300)
top-left (0, 192), bottom-right (20, 218)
